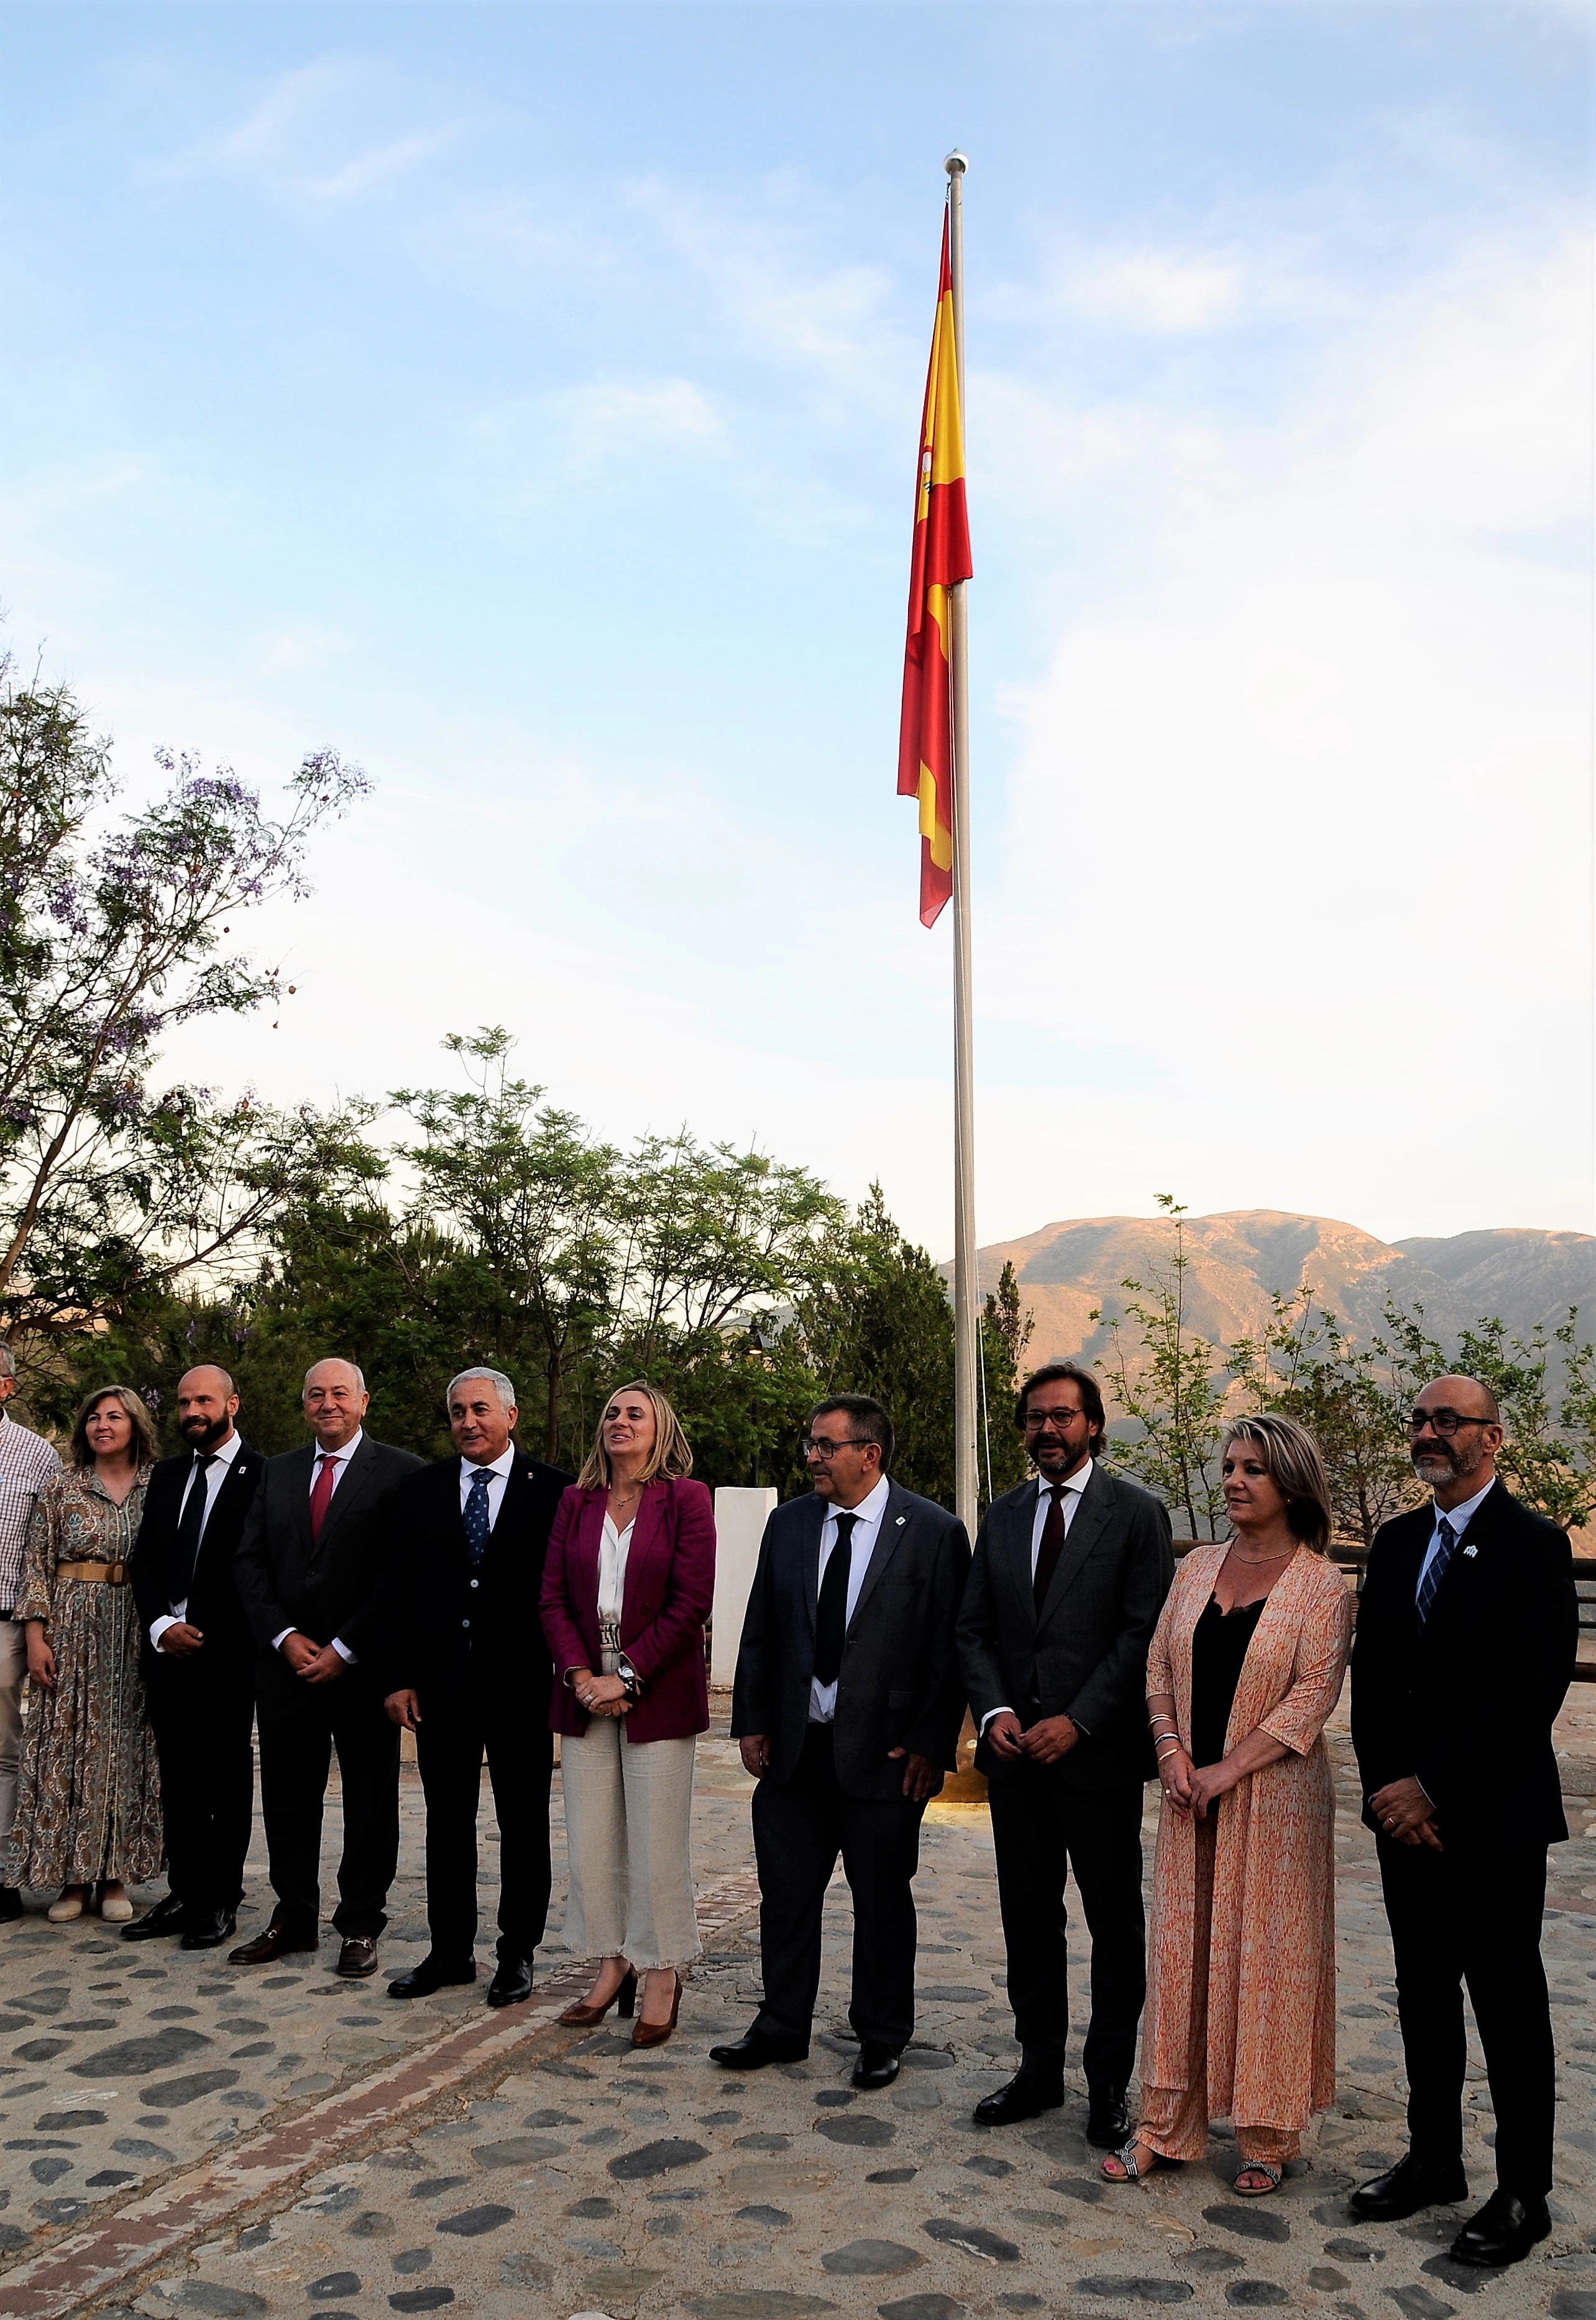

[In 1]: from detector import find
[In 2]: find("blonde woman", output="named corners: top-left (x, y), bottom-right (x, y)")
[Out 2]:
top-left (12, 1388), bottom-right (163, 1921)
top-left (539, 1382), bottom-right (715, 2047)
top-left (1103, 1413), bottom-right (1352, 2194)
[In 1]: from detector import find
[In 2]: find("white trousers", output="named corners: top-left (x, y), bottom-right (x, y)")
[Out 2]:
top-left (560, 1721), bottom-right (700, 1971)
top-left (0, 1618), bottom-right (25, 1871)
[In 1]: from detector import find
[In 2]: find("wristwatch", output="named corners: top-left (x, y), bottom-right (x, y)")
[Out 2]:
top-left (616, 1654), bottom-right (643, 1703)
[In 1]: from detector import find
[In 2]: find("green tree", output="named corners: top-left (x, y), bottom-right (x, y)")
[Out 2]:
top-left (981, 1258), bottom-right (1034, 1503)
top-left (1229, 1288), bottom-right (1419, 1546)
top-left (1093, 1194), bottom-right (1227, 1539)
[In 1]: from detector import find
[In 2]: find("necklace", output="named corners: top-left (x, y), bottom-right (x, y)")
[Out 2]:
top-left (1227, 1542), bottom-right (1295, 1565)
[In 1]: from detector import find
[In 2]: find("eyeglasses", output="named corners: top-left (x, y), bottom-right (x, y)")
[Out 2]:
top-left (802, 1436), bottom-right (869, 1460)
top-left (1022, 1408), bottom-right (1087, 1431)
top-left (1406, 1409), bottom-right (1494, 1436)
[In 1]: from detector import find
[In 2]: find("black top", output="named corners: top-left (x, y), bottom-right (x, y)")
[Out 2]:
top-left (1191, 1594), bottom-right (1265, 1767)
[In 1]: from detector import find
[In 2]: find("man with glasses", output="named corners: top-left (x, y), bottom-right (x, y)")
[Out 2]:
top-left (1350, 1374), bottom-right (1577, 2269)
top-left (956, 1362), bottom-right (1173, 2135)
top-left (713, 1395), bottom-right (970, 2088)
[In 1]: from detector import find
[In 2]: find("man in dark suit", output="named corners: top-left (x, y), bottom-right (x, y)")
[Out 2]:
top-left (128, 1365), bottom-right (262, 1949)
top-left (713, 1395), bottom-right (970, 2090)
top-left (957, 1361), bottom-right (1174, 2138)
top-left (381, 1367), bottom-right (572, 2008)
top-left (1350, 1373), bottom-right (1578, 2270)
top-left (232, 1358), bottom-right (422, 1977)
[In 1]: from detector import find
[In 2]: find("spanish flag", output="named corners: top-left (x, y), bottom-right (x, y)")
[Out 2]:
top-left (897, 209), bottom-right (973, 928)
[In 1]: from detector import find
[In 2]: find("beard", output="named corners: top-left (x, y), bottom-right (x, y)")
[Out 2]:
top-left (1411, 1436), bottom-right (1488, 1489)
top-left (180, 1410), bottom-right (231, 1452)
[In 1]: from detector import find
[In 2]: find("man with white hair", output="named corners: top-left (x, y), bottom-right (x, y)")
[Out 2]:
top-left (233, 1359), bottom-right (423, 1977)
top-left (381, 1369), bottom-right (572, 2007)
top-left (0, 1346), bottom-right (63, 1920)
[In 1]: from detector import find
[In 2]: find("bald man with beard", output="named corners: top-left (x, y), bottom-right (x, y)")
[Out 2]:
top-left (1351, 1373), bottom-right (1578, 2270)
top-left (129, 1365), bottom-right (262, 1948)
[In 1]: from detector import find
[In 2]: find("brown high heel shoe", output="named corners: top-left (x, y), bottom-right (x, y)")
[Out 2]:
top-left (558, 1966), bottom-right (636, 2027)
top-left (631, 1970), bottom-right (683, 2049)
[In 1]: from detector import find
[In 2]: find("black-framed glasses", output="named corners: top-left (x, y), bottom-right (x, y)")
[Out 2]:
top-left (1022, 1408), bottom-right (1087, 1431)
top-left (1406, 1409), bottom-right (1493, 1436)
top-left (802, 1435), bottom-right (869, 1460)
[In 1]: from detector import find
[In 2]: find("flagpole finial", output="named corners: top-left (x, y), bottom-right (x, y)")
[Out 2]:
top-left (944, 150), bottom-right (968, 178)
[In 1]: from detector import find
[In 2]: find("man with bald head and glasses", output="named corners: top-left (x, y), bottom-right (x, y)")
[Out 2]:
top-left (1351, 1373), bottom-right (1578, 2270)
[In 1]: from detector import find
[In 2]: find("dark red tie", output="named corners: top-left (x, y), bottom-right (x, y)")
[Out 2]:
top-left (1033, 1485), bottom-right (1066, 1614)
top-left (309, 1452), bottom-right (338, 1546)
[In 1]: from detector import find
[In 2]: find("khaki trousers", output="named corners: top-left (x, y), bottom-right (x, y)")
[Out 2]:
top-left (560, 1720), bottom-right (700, 1972)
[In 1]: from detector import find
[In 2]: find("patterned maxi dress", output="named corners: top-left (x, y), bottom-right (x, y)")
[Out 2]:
top-left (9, 1467), bottom-right (163, 1888)
top-left (1137, 1544), bottom-right (1352, 2160)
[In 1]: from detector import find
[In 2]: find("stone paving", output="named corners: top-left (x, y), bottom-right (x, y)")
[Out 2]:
top-left (0, 1697), bottom-right (1592, 2320)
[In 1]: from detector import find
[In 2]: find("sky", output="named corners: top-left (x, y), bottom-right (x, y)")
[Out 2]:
top-left (4, 0), bottom-right (1592, 1259)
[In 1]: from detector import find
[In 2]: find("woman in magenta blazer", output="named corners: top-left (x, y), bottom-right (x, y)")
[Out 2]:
top-left (539, 1380), bottom-right (715, 2047)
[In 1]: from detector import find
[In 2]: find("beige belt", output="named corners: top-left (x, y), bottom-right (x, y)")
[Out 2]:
top-left (56, 1561), bottom-right (128, 1585)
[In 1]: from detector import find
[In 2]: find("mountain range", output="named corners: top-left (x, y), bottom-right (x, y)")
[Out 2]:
top-left (970, 1212), bottom-right (1596, 1372)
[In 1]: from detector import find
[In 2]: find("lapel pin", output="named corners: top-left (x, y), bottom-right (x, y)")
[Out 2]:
top-left (896, 1516), bottom-right (906, 1527)
top-left (1462, 1544), bottom-right (1477, 1558)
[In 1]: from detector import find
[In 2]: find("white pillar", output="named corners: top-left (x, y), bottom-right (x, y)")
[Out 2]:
top-left (710, 1485), bottom-right (776, 1688)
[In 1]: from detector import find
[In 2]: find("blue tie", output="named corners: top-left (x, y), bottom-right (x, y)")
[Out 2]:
top-left (1416, 1515), bottom-right (1458, 1623)
top-left (464, 1468), bottom-right (493, 1567)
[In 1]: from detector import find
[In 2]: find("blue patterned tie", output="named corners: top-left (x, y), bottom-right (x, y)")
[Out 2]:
top-left (1416, 1515), bottom-right (1458, 1624)
top-left (464, 1467), bottom-right (493, 1567)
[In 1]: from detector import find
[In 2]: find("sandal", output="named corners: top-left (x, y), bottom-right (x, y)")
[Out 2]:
top-left (1101, 2137), bottom-right (1174, 2182)
top-left (1233, 2161), bottom-right (1283, 2196)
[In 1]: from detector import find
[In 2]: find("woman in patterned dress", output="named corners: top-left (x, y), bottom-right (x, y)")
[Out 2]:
top-left (11, 1387), bottom-right (163, 1922)
top-left (1103, 1414), bottom-right (1352, 2196)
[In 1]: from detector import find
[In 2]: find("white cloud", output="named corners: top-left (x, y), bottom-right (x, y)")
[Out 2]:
top-left (1055, 249), bottom-right (1247, 334)
top-left (149, 60), bottom-right (459, 204)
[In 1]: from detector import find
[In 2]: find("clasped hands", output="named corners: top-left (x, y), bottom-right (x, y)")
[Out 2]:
top-left (280, 1630), bottom-right (347, 1684)
top-left (984, 1708), bottom-right (1079, 1768)
top-left (1155, 1741), bottom-right (1237, 1821)
top-left (572, 1667), bottom-right (631, 1718)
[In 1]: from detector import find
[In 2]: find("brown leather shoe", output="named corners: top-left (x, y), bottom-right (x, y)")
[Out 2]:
top-left (337, 1936), bottom-right (379, 1978)
top-left (229, 1922), bottom-right (319, 1966)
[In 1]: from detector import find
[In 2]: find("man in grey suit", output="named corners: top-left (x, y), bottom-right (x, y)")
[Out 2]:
top-left (232, 1359), bottom-right (422, 1977)
top-left (713, 1396), bottom-right (971, 2089)
top-left (957, 1362), bottom-right (1173, 2135)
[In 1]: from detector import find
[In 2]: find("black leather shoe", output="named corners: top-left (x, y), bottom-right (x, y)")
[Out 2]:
top-left (181, 1909), bottom-right (237, 1950)
top-left (486, 1957), bottom-right (532, 2008)
top-left (852, 2042), bottom-right (901, 2090)
top-left (387, 1955), bottom-right (477, 2001)
top-left (1349, 2151), bottom-right (1470, 2222)
top-left (0, 1886), bottom-right (23, 1923)
top-left (973, 2072), bottom-right (1065, 2128)
top-left (709, 2029), bottom-right (810, 2070)
top-left (1448, 2189), bottom-right (1551, 2268)
top-left (123, 1891), bottom-right (187, 1942)
top-left (1086, 2088), bottom-right (1130, 2148)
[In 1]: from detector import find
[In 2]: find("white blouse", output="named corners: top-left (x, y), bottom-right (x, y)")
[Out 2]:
top-left (597, 1511), bottom-right (635, 1661)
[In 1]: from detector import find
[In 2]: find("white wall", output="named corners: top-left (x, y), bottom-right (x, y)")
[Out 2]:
top-left (710, 1485), bottom-right (776, 1688)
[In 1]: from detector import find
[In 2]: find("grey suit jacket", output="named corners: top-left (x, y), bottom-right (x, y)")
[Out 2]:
top-left (730, 1481), bottom-right (971, 1800)
top-left (234, 1434), bottom-right (424, 1663)
top-left (956, 1462), bottom-right (1173, 1789)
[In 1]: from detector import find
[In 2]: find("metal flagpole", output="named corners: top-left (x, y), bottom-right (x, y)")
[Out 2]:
top-left (945, 148), bottom-right (978, 1544)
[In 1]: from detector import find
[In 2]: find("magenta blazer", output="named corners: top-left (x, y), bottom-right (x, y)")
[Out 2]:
top-left (539, 1475), bottom-right (715, 1745)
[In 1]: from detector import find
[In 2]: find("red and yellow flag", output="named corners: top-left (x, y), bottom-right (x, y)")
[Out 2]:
top-left (897, 209), bottom-right (973, 927)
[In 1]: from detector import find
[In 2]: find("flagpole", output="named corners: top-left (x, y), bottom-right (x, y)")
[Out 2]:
top-left (945, 148), bottom-right (978, 1544)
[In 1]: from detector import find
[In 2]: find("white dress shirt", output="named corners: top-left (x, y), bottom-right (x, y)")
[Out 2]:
top-left (981, 1460), bottom-right (1096, 1735)
top-left (809, 1471), bottom-right (891, 1725)
top-left (273, 1428), bottom-right (365, 1661)
top-left (150, 1429), bottom-right (244, 1651)
top-left (460, 1443), bottom-right (515, 1526)
top-left (597, 1510), bottom-right (636, 1669)
top-left (1416, 1475), bottom-right (1496, 1598)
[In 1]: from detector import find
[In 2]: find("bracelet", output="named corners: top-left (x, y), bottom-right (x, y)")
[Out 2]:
top-left (1155, 1739), bottom-right (1181, 1756)
top-left (1150, 1726), bottom-right (1178, 1742)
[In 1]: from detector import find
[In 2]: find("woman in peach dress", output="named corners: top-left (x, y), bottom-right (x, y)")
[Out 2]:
top-left (1103, 1414), bottom-right (1352, 2196)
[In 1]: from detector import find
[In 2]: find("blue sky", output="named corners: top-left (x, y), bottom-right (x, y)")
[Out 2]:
top-left (5, 2), bottom-right (1591, 1256)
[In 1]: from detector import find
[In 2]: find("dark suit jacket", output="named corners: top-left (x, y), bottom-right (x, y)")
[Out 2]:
top-left (1351, 1479), bottom-right (1577, 1847)
top-left (731, 1482), bottom-right (971, 1800)
top-left (234, 1433), bottom-right (424, 1664)
top-left (382, 1449), bottom-right (572, 1707)
top-left (131, 1437), bottom-right (262, 1679)
top-left (956, 1462), bottom-right (1175, 1789)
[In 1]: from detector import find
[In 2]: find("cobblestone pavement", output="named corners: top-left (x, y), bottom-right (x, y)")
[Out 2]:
top-left (0, 1699), bottom-right (1592, 2320)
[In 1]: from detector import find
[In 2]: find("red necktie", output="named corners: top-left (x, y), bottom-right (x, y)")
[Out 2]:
top-left (1033, 1485), bottom-right (1066, 1614)
top-left (309, 1452), bottom-right (338, 1545)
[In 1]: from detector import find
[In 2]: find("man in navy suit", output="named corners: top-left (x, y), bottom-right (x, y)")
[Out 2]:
top-left (1351, 1373), bottom-right (1577, 2270)
top-left (129, 1365), bottom-right (262, 1948)
top-left (714, 1395), bottom-right (971, 2089)
top-left (381, 1369), bottom-right (572, 2008)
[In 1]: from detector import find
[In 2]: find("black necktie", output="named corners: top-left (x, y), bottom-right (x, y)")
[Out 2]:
top-left (172, 1454), bottom-right (218, 1601)
top-left (1033, 1485), bottom-right (1066, 1615)
top-left (813, 1511), bottom-right (859, 1687)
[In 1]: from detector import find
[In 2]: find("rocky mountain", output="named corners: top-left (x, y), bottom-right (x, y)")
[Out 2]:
top-left (970, 1212), bottom-right (1596, 1372)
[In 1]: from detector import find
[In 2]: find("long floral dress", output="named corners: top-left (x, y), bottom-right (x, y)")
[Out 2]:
top-left (9, 1467), bottom-right (163, 1888)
